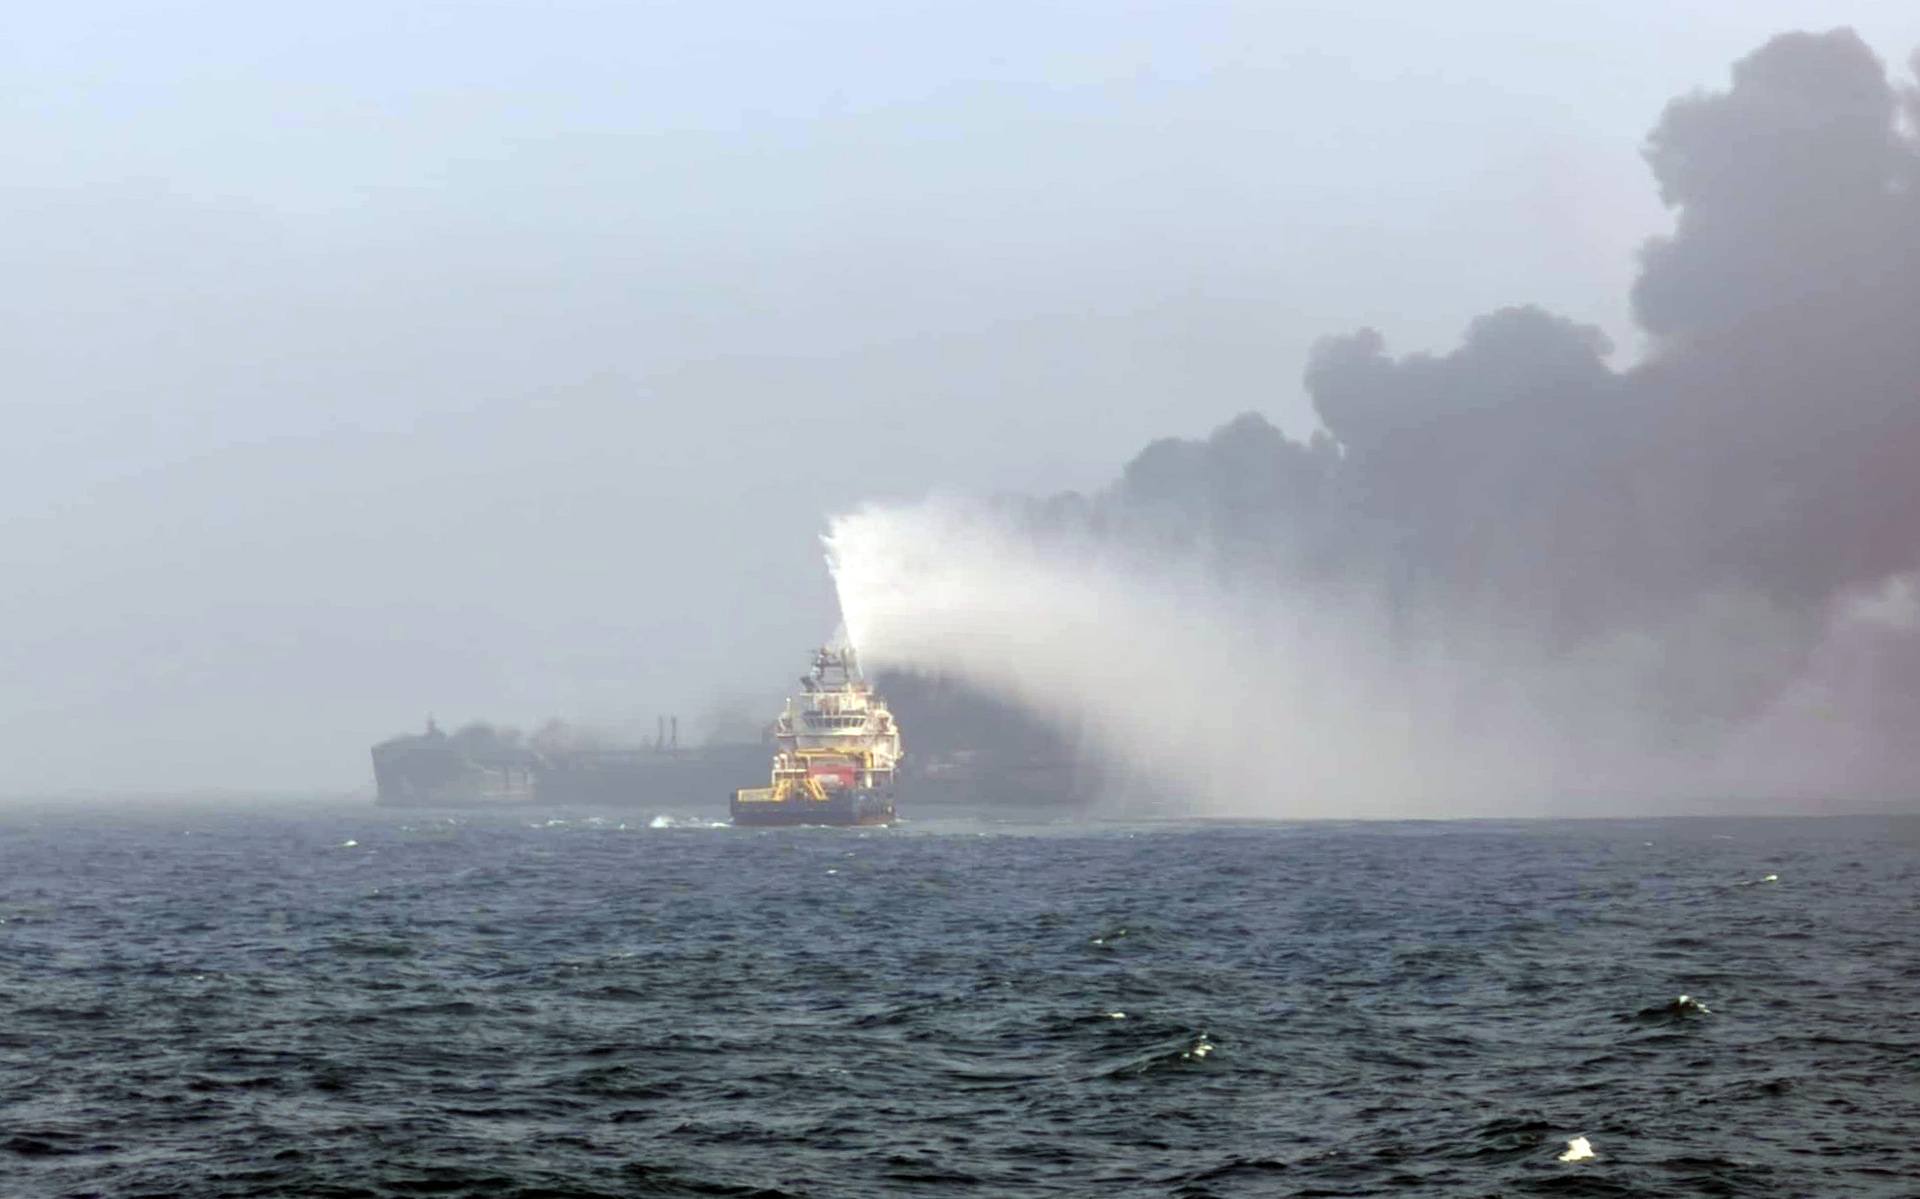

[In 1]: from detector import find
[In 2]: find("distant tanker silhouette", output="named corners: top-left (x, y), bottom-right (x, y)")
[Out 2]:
top-left (370, 715), bottom-right (764, 808)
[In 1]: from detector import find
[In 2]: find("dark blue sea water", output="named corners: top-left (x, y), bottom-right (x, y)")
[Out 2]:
top-left (2, 803), bottom-right (1918, 1197)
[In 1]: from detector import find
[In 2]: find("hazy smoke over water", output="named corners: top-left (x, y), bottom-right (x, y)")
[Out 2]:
top-left (828, 29), bottom-right (1920, 817)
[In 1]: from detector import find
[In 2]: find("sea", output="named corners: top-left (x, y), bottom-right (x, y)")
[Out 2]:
top-left (2, 802), bottom-right (1917, 1198)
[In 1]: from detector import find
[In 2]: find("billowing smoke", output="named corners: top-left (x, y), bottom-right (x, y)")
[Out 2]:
top-left (828, 29), bottom-right (1920, 817)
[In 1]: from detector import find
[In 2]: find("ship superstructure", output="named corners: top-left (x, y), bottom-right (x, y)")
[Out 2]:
top-left (731, 646), bottom-right (900, 826)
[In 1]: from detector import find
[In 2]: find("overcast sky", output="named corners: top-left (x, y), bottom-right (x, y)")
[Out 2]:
top-left (2, 1), bottom-right (1915, 792)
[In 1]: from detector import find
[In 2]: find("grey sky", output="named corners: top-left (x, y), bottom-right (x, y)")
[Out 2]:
top-left (2, 2), bottom-right (1915, 792)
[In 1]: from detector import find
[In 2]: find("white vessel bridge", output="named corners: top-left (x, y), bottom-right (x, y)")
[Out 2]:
top-left (771, 647), bottom-right (901, 788)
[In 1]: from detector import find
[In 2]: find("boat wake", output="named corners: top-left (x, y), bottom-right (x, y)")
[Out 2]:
top-left (647, 815), bottom-right (729, 830)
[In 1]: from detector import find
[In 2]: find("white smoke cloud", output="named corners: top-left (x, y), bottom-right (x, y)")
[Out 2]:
top-left (828, 499), bottom-right (1808, 817)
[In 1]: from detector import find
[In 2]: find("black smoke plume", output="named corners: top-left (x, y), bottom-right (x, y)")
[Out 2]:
top-left (834, 30), bottom-right (1920, 812)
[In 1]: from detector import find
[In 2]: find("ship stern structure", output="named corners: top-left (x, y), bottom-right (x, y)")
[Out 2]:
top-left (731, 647), bottom-right (901, 827)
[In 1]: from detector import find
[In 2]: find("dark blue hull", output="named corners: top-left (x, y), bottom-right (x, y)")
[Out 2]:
top-left (730, 788), bottom-right (896, 827)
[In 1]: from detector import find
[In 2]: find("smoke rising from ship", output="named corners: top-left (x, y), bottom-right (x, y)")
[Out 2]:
top-left (828, 29), bottom-right (1920, 816)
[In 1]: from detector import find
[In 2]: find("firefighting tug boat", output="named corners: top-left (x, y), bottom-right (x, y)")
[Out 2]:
top-left (731, 646), bottom-right (900, 827)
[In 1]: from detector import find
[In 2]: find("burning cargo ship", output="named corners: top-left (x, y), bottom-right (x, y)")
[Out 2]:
top-left (731, 646), bottom-right (900, 827)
